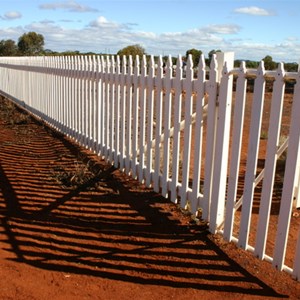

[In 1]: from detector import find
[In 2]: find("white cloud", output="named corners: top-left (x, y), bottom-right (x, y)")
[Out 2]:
top-left (1, 11), bottom-right (22, 20)
top-left (39, 0), bottom-right (98, 13)
top-left (201, 24), bottom-right (241, 35)
top-left (25, 21), bottom-right (62, 33)
top-left (35, 19), bottom-right (297, 61)
top-left (89, 16), bottom-right (115, 27)
top-left (0, 15), bottom-right (297, 62)
top-left (234, 6), bottom-right (274, 16)
top-left (285, 36), bottom-right (299, 42)
top-left (0, 26), bottom-right (24, 41)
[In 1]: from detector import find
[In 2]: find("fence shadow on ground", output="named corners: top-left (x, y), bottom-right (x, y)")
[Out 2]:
top-left (0, 104), bottom-right (287, 298)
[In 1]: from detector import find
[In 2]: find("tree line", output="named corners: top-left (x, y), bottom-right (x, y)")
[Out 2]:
top-left (0, 32), bottom-right (298, 72)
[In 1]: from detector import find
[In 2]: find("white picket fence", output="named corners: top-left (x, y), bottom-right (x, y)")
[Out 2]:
top-left (0, 53), bottom-right (300, 280)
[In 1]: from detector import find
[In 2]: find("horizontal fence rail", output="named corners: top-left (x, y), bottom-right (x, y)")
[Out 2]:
top-left (0, 53), bottom-right (300, 280)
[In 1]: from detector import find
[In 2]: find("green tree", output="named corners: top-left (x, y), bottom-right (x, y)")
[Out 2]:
top-left (246, 60), bottom-right (259, 69)
top-left (262, 55), bottom-right (277, 70)
top-left (186, 48), bottom-right (202, 67)
top-left (61, 50), bottom-right (81, 56)
top-left (207, 49), bottom-right (222, 65)
top-left (0, 39), bottom-right (18, 56)
top-left (18, 32), bottom-right (44, 56)
top-left (284, 62), bottom-right (298, 72)
top-left (117, 44), bottom-right (146, 59)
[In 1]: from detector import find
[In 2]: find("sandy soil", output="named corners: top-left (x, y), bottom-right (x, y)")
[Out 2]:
top-left (0, 96), bottom-right (300, 300)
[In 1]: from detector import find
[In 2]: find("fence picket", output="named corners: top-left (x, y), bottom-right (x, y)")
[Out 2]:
top-left (153, 56), bottom-right (164, 192)
top-left (76, 55), bottom-right (81, 141)
top-left (255, 63), bottom-right (285, 259)
top-left (146, 56), bottom-right (155, 186)
top-left (109, 56), bottom-right (116, 163)
top-left (83, 56), bottom-right (89, 147)
top-left (202, 55), bottom-right (218, 221)
top-left (104, 56), bottom-right (111, 157)
top-left (238, 61), bottom-right (266, 249)
top-left (116, 56), bottom-right (122, 166)
top-left (96, 56), bottom-right (103, 155)
top-left (180, 55), bottom-right (194, 209)
top-left (125, 56), bottom-right (133, 174)
top-left (209, 58), bottom-right (234, 233)
top-left (138, 56), bottom-right (147, 182)
top-left (131, 56), bottom-right (140, 176)
top-left (161, 56), bottom-right (173, 197)
top-left (89, 56), bottom-right (94, 149)
top-left (223, 61), bottom-right (247, 241)
top-left (170, 55), bottom-right (183, 203)
top-left (70, 56), bottom-right (75, 138)
top-left (92, 56), bottom-right (98, 152)
top-left (118, 56), bottom-right (126, 168)
top-left (190, 55), bottom-right (206, 213)
top-left (66, 56), bottom-right (71, 137)
top-left (57, 56), bottom-right (63, 131)
top-left (87, 56), bottom-right (93, 148)
top-left (273, 70), bottom-right (300, 271)
top-left (85, 56), bottom-right (91, 149)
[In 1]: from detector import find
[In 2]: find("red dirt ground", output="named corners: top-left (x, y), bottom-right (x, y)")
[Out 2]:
top-left (0, 96), bottom-right (300, 300)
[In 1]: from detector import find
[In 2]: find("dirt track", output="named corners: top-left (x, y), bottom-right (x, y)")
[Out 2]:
top-left (0, 96), bottom-right (300, 299)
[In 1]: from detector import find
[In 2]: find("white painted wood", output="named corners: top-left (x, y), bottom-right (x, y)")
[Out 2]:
top-left (138, 55), bottom-right (147, 182)
top-left (255, 63), bottom-right (285, 259)
top-left (170, 55), bottom-right (183, 203)
top-left (113, 56), bottom-right (121, 166)
top-left (161, 55), bottom-right (173, 197)
top-left (273, 70), bottom-right (300, 270)
top-left (131, 56), bottom-right (140, 176)
top-left (94, 56), bottom-right (100, 153)
top-left (87, 56), bottom-right (93, 149)
top-left (104, 56), bottom-right (111, 157)
top-left (146, 56), bottom-right (155, 186)
top-left (79, 56), bottom-right (87, 146)
top-left (153, 56), bottom-right (164, 193)
top-left (202, 55), bottom-right (218, 221)
top-left (57, 56), bottom-right (63, 131)
top-left (223, 61), bottom-right (247, 241)
top-left (76, 56), bottom-right (82, 143)
top-left (70, 56), bottom-right (76, 139)
top-left (191, 55), bottom-right (206, 213)
top-left (238, 61), bottom-right (266, 249)
top-left (88, 56), bottom-right (93, 149)
top-left (66, 56), bottom-right (71, 136)
top-left (119, 56), bottom-right (127, 169)
top-left (180, 55), bottom-right (194, 209)
top-left (109, 56), bottom-right (116, 163)
top-left (293, 166), bottom-right (300, 207)
top-left (209, 55), bottom-right (234, 233)
top-left (89, 59), bottom-right (95, 146)
top-left (91, 56), bottom-right (97, 151)
top-left (124, 56), bottom-right (133, 173)
top-left (97, 55), bottom-right (104, 156)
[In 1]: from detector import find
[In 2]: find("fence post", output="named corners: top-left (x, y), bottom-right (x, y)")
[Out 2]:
top-left (208, 52), bottom-right (234, 233)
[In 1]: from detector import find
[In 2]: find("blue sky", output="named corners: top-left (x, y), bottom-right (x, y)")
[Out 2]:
top-left (0, 0), bottom-right (299, 62)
